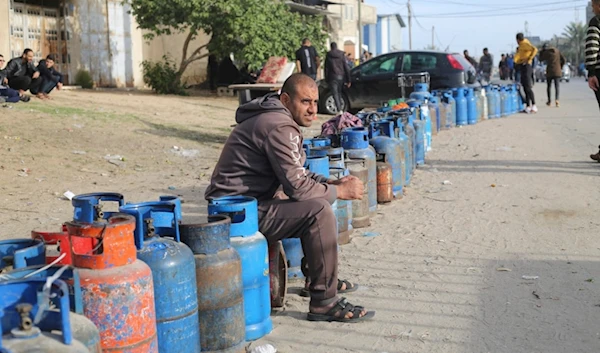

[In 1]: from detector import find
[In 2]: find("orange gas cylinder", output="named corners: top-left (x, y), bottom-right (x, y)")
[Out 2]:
top-left (376, 162), bottom-right (394, 203)
top-left (32, 225), bottom-right (93, 265)
top-left (65, 214), bottom-right (158, 353)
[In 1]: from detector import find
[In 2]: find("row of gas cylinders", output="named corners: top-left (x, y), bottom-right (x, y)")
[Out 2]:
top-left (0, 193), bottom-right (280, 353)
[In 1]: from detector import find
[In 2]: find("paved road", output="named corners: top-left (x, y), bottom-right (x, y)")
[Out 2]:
top-left (252, 78), bottom-right (600, 353)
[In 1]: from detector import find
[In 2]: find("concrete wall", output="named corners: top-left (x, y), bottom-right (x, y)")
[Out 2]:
top-left (0, 0), bottom-right (11, 61)
top-left (327, 0), bottom-right (376, 58)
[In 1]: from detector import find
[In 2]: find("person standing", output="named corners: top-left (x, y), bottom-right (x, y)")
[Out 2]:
top-left (324, 42), bottom-right (351, 115)
top-left (5, 48), bottom-right (41, 96)
top-left (539, 43), bottom-right (566, 108)
top-left (31, 54), bottom-right (63, 99)
top-left (463, 50), bottom-right (478, 68)
top-left (295, 38), bottom-right (320, 81)
top-left (515, 33), bottom-right (538, 113)
top-left (479, 48), bottom-right (493, 83)
top-left (585, 0), bottom-right (600, 161)
top-left (499, 54), bottom-right (508, 80)
top-left (507, 54), bottom-right (515, 80)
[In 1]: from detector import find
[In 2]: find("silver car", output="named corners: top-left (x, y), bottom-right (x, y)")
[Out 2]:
top-left (561, 64), bottom-right (571, 82)
top-left (534, 64), bottom-right (546, 82)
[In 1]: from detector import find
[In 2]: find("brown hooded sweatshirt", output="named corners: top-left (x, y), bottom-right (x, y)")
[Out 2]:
top-left (205, 93), bottom-right (337, 203)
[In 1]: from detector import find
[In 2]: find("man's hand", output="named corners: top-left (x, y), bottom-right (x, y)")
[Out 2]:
top-left (589, 76), bottom-right (599, 92)
top-left (57, 82), bottom-right (63, 90)
top-left (335, 176), bottom-right (364, 200)
top-left (32, 71), bottom-right (40, 79)
top-left (346, 82), bottom-right (352, 88)
top-left (327, 175), bottom-right (355, 186)
top-left (2, 78), bottom-right (7, 85)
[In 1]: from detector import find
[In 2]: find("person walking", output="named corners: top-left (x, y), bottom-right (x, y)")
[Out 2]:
top-left (585, 0), bottom-right (600, 161)
top-left (539, 43), bottom-right (566, 107)
top-left (324, 42), bottom-right (351, 115)
top-left (295, 38), bottom-right (320, 81)
top-left (515, 33), bottom-right (538, 113)
top-left (479, 48), bottom-right (493, 83)
top-left (507, 54), bottom-right (515, 80)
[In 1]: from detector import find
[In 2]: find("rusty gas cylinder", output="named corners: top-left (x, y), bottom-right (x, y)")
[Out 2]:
top-left (66, 214), bottom-right (158, 353)
top-left (376, 162), bottom-right (394, 203)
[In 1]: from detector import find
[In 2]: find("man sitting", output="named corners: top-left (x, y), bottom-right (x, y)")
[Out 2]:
top-left (5, 49), bottom-right (41, 98)
top-left (0, 54), bottom-right (29, 103)
top-left (205, 73), bottom-right (375, 323)
top-left (32, 54), bottom-right (63, 99)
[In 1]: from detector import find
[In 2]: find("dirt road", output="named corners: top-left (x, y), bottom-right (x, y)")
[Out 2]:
top-left (1, 80), bottom-right (599, 353)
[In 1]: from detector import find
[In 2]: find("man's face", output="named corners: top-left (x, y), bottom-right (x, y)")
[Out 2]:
top-left (46, 59), bottom-right (54, 68)
top-left (281, 84), bottom-right (319, 128)
top-left (594, 1), bottom-right (600, 15)
top-left (464, 51), bottom-right (469, 56)
top-left (483, 50), bottom-right (488, 55)
top-left (23, 52), bottom-right (33, 63)
top-left (0, 56), bottom-right (4, 69)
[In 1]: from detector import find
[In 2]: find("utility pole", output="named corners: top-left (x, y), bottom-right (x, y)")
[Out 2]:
top-left (408, 0), bottom-right (412, 50)
top-left (358, 0), bottom-right (363, 58)
top-left (432, 26), bottom-right (435, 49)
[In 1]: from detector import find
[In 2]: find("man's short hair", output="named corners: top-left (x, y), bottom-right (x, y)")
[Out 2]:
top-left (281, 73), bottom-right (317, 98)
top-left (0, 54), bottom-right (3, 58)
top-left (46, 54), bottom-right (56, 61)
top-left (330, 42), bottom-right (338, 50)
top-left (516, 33), bottom-right (524, 41)
top-left (463, 50), bottom-right (468, 54)
top-left (23, 48), bottom-right (33, 56)
top-left (483, 47), bottom-right (488, 52)
top-left (302, 38), bottom-right (310, 45)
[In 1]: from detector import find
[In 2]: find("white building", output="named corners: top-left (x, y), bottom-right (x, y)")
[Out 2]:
top-left (363, 14), bottom-right (406, 56)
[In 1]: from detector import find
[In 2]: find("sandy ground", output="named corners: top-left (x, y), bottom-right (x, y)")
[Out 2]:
top-left (1, 80), bottom-right (600, 353)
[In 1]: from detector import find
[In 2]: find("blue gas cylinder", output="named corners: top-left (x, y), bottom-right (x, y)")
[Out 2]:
top-left (341, 127), bottom-right (377, 215)
top-left (429, 95), bottom-right (441, 133)
top-left (0, 239), bottom-right (45, 270)
top-left (327, 147), bottom-right (345, 169)
top-left (311, 137), bottom-right (331, 148)
top-left (329, 168), bottom-right (353, 245)
top-left (180, 216), bottom-right (245, 353)
top-left (466, 87), bottom-right (477, 125)
top-left (453, 87), bottom-right (468, 126)
top-left (370, 120), bottom-right (404, 198)
top-left (396, 121), bottom-right (412, 186)
top-left (0, 278), bottom-right (90, 353)
top-left (409, 82), bottom-right (431, 102)
top-left (71, 193), bottom-right (124, 223)
top-left (494, 86), bottom-right (502, 118)
top-left (407, 99), bottom-right (432, 153)
top-left (398, 114), bottom-right (416, 175)
top-left (4, 265), bottom-right (102, 353)
top-left (484, 86), bottom-right (495, 118)
top-left (307, 146), bottom-right (329, 158)
top-left (207, 196), bottom-right (272, 341)
top-left (499, 86), bottom-right (508, 117)
top-left (513, 84), bottom-right (520, 113)
top-left (405, 104), bottom-right (425, 166)
top-left (119, 201), bottom-right (200, 353)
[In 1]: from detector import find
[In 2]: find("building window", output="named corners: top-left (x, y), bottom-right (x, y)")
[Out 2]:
top-left (345, 5), bottom-right (354, 21)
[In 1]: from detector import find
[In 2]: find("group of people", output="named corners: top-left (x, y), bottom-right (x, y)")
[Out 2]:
top-left (0, 48), bottom-right (64, 104)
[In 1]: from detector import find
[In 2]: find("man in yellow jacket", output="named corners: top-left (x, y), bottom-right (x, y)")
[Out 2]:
top-left (515, 32), bottom-right (539, 113)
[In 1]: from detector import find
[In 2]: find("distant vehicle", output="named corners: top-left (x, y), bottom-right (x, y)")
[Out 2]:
top-left (561, 64), bottom-right (571, 82)
top-left (534, 64), bottom-right (547, 82)
top-left (318, 50), bottom-right (479, 115)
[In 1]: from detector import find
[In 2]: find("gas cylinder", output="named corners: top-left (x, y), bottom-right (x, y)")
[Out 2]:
top-left (500, 86), bottom-right (508, 117)
top-left (4, 265), bottom-right (102, 353)
top-left (179, 216), bottom-right (245, 353)
top-left (396, 120), bottom-right (412, 186)
top-left (485, 86), bottom-right (496, 118)
top-left (32, 226), bottom-right (93, 266)
top-left (443, 90), bottom-right (457, 128)
top-left (267, 241), bottom-right (287, 309)
top-left (453, 87), bottom-right (468, 126)
top-left (302, 138), bottom-right (313, 155)
top-left (341, 127), bottom-right (377, 215)
top-left (512, 84), bottom-right (520, 113)
top-left (345, 159), bottom-right (370, 228)
top-left (307, 146), bottom-right (329, 158)
top-left (0, 278), bottom-right (90, 353)
top-left (311, 137), bottom-right (331, 148)
top-left (474, 87), bottom-right (484, 121)
top-left (376, 162), bottom-right (393, 203)
top-left (494, 86), bottom-right (502, 118)
top-left (66, 214), bottom-right (159, 353)
top-left (409, 82), bottom-right (431, 102)
top-left (71, 193), bottom-right (125, 223)
top-left (119, 201), bottom-right (200, 353)
top-left (158, 195), bottom-right (183, 220)
top-left (429, 95), bottom-right (440, 135)
top-left (481, 88), bottom-right (489, 120)
top-left (207, 196), bottom-right (272, 341)
top-left (329, 168), bottom-right (353, 245)
top-left (405, 107), bottom-right (425, 166)
top-left (0, 239), bottom-right (45, 270)
top-left (465, 87), bottom-right (477, 125)
top-left (369, 120), bottom-right (404, 198)
top-left (398, 114), bottom-right (416, 175)
top-left (407, 99), bottom-right (432, 153)
top-left (327, 147), bottom-right (345, 169)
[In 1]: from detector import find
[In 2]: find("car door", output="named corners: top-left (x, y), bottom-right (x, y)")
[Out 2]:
top-left (399, 52), bottom-right (441, 96)
top-left (351, 53), bottom-right (401, 107)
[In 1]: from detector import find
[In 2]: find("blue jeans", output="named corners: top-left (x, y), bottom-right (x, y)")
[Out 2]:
top-left (32, 75), bottom-right (60, 94)
top-left (0, 87), bottom-right (21, 103)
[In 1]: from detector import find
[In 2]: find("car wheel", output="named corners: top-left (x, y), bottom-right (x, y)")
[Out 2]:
top-left (319, 91), bottom-right (349, 115)
top-left (535, 78), bottom-right (539, 82)
top-left (566, 79), bottom-right (570, 83)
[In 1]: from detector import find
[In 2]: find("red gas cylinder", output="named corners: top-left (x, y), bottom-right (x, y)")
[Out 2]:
top-left (65, 214), bottom-right (158, 353)
top-left (376, 162), bottom-right (394, 203)
top-left (32, 225), bottom-right (92, 265)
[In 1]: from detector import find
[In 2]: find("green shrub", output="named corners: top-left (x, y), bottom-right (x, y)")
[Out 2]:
top-left (74, 70), bottom-right (94, 89)
top-left (141, 56), bottom-right (187, 95)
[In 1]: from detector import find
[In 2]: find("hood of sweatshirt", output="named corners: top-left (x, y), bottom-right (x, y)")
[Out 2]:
top-left (235, 93), bottom-right (291, 124)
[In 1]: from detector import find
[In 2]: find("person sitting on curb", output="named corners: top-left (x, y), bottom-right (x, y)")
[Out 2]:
top-left (205, 73), bottom-right (375, 323)
top-left (0, 54), bottom-right (29, 104)
top-left (31, 54), bottom-right (63, 99)
top-left (5, 48), bottom-right (41, 99)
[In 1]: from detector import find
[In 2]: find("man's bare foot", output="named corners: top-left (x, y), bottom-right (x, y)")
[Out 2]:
top-left (43, 93), bottom-right (52, 100)
top-left (36, 93), bottom-right (47, 100)
top-left (307, 297), bottom-right (374, 322)
top-left (18, 90), bottom-right (25, 95)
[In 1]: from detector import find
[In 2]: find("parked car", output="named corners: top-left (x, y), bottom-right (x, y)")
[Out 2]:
top-left (534, 64), bottom-right (546, 82)
top-left (318, 50), bottom-right (479, 115)
top-left (561, 64), bottom-right (571, 82)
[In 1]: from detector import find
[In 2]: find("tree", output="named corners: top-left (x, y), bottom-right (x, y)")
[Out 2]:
top-left (128, 0), bottom-right (328, 86)
top-left (562, 21), bottom-right (586, 65)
